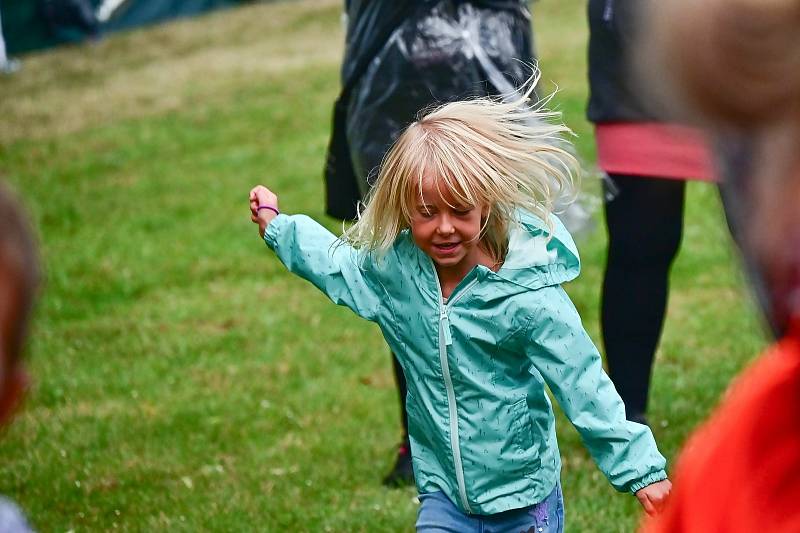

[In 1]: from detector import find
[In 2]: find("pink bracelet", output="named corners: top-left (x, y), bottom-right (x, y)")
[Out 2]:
top-left (257, 205), bottom-right (280, 217)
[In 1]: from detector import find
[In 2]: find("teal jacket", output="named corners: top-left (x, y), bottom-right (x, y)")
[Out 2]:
top-left (263, 211), bottom-right (667, 515)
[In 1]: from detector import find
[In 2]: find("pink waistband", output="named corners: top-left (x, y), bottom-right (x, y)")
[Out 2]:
top-left (595, 122), bottom-right (717, 181)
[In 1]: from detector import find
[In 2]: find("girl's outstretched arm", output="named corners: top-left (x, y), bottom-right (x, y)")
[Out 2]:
top-left (523, 285), bottom-right (669, 503)
top-left (248, 185), bottom-right (386, 323)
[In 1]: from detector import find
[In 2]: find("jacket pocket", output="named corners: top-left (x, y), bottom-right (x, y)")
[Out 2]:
top-left (406, 390), bottom-right (434, 449)
top-left (510, 397), bottom-right (540, 474)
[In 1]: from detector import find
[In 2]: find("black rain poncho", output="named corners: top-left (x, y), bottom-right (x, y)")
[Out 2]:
top-left (325, 0), bottom-right (535, 220)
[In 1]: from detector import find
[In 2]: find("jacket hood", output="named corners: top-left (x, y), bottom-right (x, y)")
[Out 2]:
top-left (488, 210), bottom-right (581, 290)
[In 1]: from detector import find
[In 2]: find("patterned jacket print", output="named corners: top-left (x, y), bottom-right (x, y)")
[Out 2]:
top-left (263, 210), bottom-right (667, 514)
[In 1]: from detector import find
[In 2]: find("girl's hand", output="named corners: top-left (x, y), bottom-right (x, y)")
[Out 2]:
top-left (635, 479), bottom-right (672, 516)
top-left (249, 185), bottom-right (280, 238)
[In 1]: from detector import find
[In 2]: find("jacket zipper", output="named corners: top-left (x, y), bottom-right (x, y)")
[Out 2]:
top-left (435, 275), bottom-right (478, 513)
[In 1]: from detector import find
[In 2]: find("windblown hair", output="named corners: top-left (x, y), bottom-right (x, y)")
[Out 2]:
top-left (341, 75), bottom-right (578, 264)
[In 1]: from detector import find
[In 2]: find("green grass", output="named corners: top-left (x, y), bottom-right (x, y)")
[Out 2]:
top-left (0, 0), bottom-right (767, 531)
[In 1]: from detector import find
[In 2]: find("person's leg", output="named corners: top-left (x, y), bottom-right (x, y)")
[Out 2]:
top-left (601, 175), bottom-right (685, 423)
top-left (383, 352), bottom-right (414, 486)
top-left (416, 492), bottom-right (480, 533)
top-left (392, 353), bottom-right (409, 439)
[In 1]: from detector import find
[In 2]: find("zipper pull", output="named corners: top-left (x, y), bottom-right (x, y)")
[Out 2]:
top-left (440, 307), bottom-right (453, 346)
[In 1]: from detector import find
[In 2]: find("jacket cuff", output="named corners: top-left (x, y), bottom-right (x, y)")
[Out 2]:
top-left (263, 213), bottom-right (287, 249)
top-left (629, 470), bottom-right (668, 494)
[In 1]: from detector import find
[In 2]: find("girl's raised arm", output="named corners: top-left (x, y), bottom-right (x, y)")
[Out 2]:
top-left (249, 185), bottom-right (386, 323)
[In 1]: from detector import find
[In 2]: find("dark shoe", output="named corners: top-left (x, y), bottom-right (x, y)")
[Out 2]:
top-left (382, 442), bottom-right (415, 487)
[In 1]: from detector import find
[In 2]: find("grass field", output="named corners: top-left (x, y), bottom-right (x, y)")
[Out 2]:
top-left (0, 0), bottom-right (768, 531)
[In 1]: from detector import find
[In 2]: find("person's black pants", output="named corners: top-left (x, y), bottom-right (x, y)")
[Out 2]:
top-left (391, 354), bottom-right (409, 442)
top-left (602, 174), bottom-right (685, 421)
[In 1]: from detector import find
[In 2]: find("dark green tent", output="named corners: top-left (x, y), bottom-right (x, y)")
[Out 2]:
top-left (2, 0), bottom-right (245, 55)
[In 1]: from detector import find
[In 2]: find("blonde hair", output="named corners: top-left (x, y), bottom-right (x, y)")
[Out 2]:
top-left (341, 75), bottom-right (578, 263)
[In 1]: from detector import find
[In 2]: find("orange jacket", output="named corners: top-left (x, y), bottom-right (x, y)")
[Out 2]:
top-left (643, 332), bottom-right (800, 532)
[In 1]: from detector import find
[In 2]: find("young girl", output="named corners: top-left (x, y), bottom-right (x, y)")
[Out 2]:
top-left (248, 84), bottom-right (671, 531)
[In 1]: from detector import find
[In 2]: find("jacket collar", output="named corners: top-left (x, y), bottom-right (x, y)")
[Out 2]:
top-left (490, 211), bottom-right (581, 290)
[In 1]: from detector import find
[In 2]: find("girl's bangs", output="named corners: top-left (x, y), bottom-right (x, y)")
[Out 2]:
top-left (412, 145), bottom-right (481, 210)
top-left (397, 150), bottom-right (429, 218)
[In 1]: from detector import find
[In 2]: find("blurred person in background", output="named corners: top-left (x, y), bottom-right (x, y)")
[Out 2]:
top-left (0, 183), bottom-right (40, 533)
top-left (587, 0), bottom-right (716, 426)
top-left (323, 0), bottom-right (536, 486)
top-left (639, 0), bottom-right (800, 530)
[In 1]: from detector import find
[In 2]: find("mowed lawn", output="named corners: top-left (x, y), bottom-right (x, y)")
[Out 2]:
top-left (0, 0), bottom-right (767, 531)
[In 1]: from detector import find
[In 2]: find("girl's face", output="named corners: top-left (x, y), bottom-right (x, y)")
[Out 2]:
top-left (409, 178), bottom-right (490, 279)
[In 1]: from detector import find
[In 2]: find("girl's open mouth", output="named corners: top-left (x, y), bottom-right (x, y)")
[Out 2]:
top-left (434, 242), bottom-right (460, 252)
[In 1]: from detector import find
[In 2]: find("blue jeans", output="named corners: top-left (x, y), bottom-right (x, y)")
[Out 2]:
top-left (416, 483), bottom-right (564, 533)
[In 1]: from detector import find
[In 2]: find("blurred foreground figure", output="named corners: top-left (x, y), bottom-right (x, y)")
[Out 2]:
top-left (641, 0), bottom-right (800, 531)
top-left (0, 184), bottom-right (40, 533)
